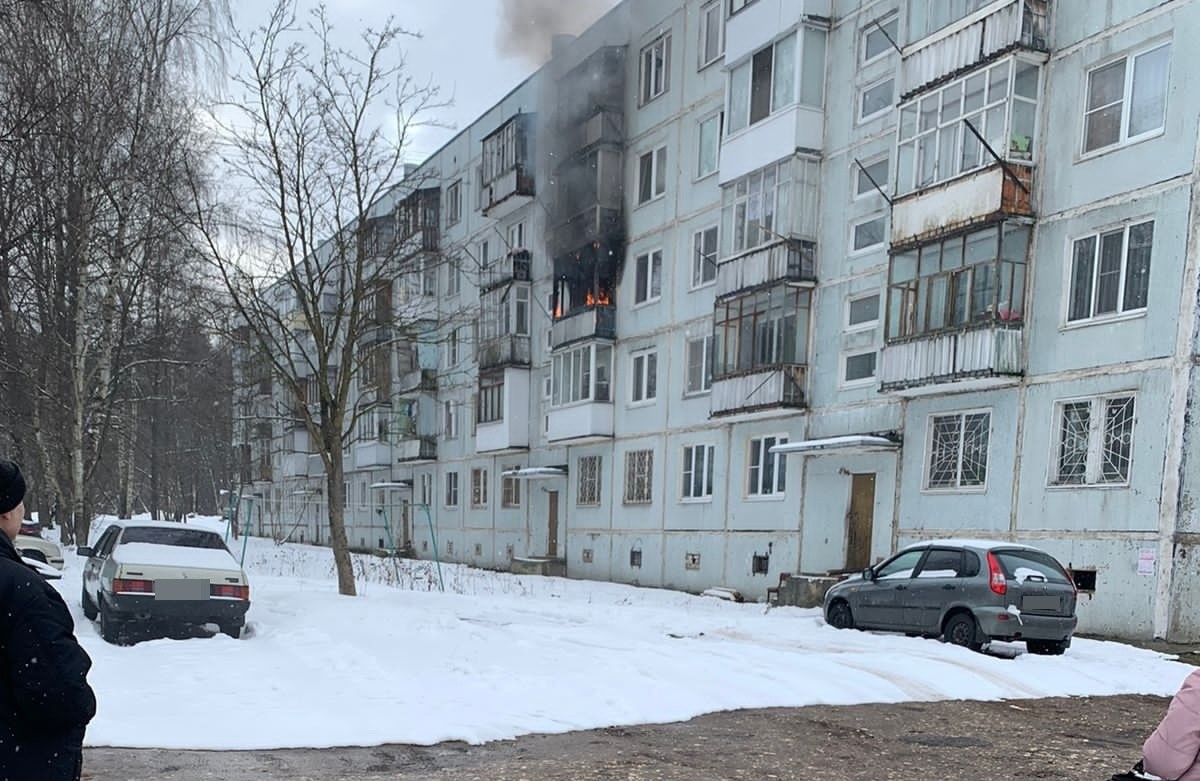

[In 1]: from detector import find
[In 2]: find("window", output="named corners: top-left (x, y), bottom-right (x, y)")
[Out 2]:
top-left (728, 32), bottom-right (797, 133)
top-left (638, 146), bottom-right (668, 204)
top-left (502, 467), bottom-right (521, 508)
top-left (355, 405), bottom-right (389, 443)
top-left (578, 455), bottom-right (602, 506)
top-left (847, 293), bottom-right (880, 330)
top-left (859, 77), bottom-right (894, 122)
top-left (897, 57), bottom-right (1040, 195)
top-left (1068, 220), bottom-right (1153, 323)
top-left (682, 444), bottom-right (716, 501)
top-left (714, 286), bottom-right (810, 377)
top-left (634, 250), bottom-right (663, 304)
top-left (724, 161), bottom-right (797, 254)
top-left (630, 548), bottom-right (643, 568)
top-left (752, 552), bottom-right (770, 575)
top-left (729, 0), bottom-right (756, 15)
top-left (639, 33), bottom-right (671, 104)
top-left (624, 450), bottom-right (654, 504)
top-left (686, 335), bottom-right (713, 394)
top-left (446, 258), bottom-right (461, 296)
top-left (419, 473), bottom-right (432, 506)
top-left (552, 343), bottom-right (612, 406)
top-left (507, 220), bottom-right (526, 251)
top-left (445, 471), bottom-right (459, 507)
top-left (631, 350), bottom-right (658, 403)
top-left (1083, 43), bottom-right (1170, 154)
top-left (887, 223), bottom-right (1030, 339)
top-left (482, 116), bottom-right (527, 184)
top-left (748, 436), bottom-right (787, 496)
top-left (699, 1), bottom-right (724, 68)
top-left (471, 468), bottom-right (489, 508)
top-left (514, 286), bottom-right (531, 335)
top-left (852, 214), bottom-right (887, 252)
top-left (915, 549), bottom-right (965, 579)
top-left (855, 156), bottom-right (889, 198)
top-left (843, 351), bottom-right (877, 384)
top-left (446, 179), bottom-right (462, 226)
top-left (692, 226), bottom-right (718, 287)
top-left (442, 400), bottom-right (458, 439)
top-left (862, 14), bottom-right (898, 64)
top-left (1053, 395), bottom-right (1136, 486)
top-left (697, 114), bottom-right (721, 178)
top-left (448, 328), bottom-right (460, 366)
top-left (479, 239), bottom-right (491, 269)
top-left (684, 552), bottom-right (702, 570)
top-left (926, 411), bottom-right (990, 490)
top-left (478, 378), bottom-right (503, 424)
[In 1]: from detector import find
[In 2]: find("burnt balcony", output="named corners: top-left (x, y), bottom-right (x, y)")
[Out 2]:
top-left (710, 365), bottom-right (807, 417)
top-left (551, 305), bottom-right (615, 349)
top-left (716, 239), bottom-right (816, 299)
top-left (563, 108), bottom-right (623, 159)
top-left (480, 249), bottom-right (532, 293)
top-left (879, 323), bottom-right (1023, 394)
top-left (478, 334), bottom-right (531, 371)
top-left (902, 0), bottom-right (1048, 98)
top-left (396, 435), bottom-right (437, 463)
top-left (549, 205), bottom-right (623, 260)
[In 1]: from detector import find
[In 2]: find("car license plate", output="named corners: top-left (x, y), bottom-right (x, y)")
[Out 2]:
top-left (155, 579), bottom-right (209, 601)
top-left (1022, 595), bottom-right (1060, 612)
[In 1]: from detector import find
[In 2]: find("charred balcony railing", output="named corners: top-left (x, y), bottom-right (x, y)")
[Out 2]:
top-left (480, 249), bottom-right (532, 293)
top-left (551, 305), bottom-right (616, 348)
top-left (478, 334), bottom-right (532, 370)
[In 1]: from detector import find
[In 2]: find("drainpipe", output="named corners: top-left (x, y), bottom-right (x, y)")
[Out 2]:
top-left (1152, 118), bottom-right (1200, 641)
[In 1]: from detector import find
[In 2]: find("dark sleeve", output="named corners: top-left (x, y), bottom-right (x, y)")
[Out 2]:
top-left (3, 576), bottom-right (96, 732)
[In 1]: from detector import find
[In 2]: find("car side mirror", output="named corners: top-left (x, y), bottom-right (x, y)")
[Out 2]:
top-left (76, 547), bottom-right (93, 557)
top-left (861, 567), bottom-right (876, 581)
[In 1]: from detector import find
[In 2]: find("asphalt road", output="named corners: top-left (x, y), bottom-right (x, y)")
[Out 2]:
top-left (83, 694), bottom-right (1167, 781)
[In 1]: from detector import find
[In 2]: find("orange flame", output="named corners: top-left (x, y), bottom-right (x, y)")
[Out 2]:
top-left (585, 291), bottom-right (612, 306)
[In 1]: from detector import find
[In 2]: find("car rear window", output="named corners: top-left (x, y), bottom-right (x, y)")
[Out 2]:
top-left (993, 549), bottom-right (1070, 584)
top-left (119, 527), bottom-right (227, 550)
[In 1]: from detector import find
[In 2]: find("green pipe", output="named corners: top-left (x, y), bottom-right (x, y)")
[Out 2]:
top-left (420, 502), bottom-right (444, 592)
top-left (378, 505), bottom-right (401, 584)
top-left (240, 498), bottom-right (253, 568)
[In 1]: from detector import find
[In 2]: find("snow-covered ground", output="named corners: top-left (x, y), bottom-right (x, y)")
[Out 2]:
top-left (57, 516), bottom-right (1192, 750)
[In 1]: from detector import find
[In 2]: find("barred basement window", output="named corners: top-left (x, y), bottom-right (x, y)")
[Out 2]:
top-left (630, 549), bottom-right (643, 568)
top-left (1053, 395), bottom-right (1136, 486)
top-left (577, 455), bottom-right (602, 507)
top-left (752, 552), bottom-right (770, 575)
top-left (624, 450), bottom-right (654, 504)
top-left (582, 548), bottom-right (594, 564)
top-left (447, 540), bottom-right (454, 555)
top-left (505, 544), bottom-right (514, 559)
top-left (926, 411), bottom-right (990, 489)
top-left (1072, 568), bottom-right (1097, 592)
top-left (474, 543), bottom-right (483, 556)
top-left (685, 553), bottom-right (701, 570)
top-left (471, 468), bottom-right (489, 507)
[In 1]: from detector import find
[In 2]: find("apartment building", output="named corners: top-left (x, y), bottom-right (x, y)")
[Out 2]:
top-left (234, 0), bottom-right (1200, 641)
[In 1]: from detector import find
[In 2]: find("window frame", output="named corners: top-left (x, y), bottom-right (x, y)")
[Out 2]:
top-left (577, 455), bottom-right (602, 507)
top-left (444, 471), bottom-right (460, 508)
top-left (639, 33), bottom-right (672, 106)
top-left (1063, 219), bottom-right (1154, 327)
top-left (699, 1), bottom-right (725, 70)
top-left (697, 113), bottom-right (722, 179)
top-left (1080, 41), bottom-right (1171, 158)
top-left (858, 76), bottom-right (895, 123)
top-left (692, 225), bottom-right (719, 288)
top-left (841, 349), bottom-right (878, 388)
top-left (630, 349), bottom-right (659, 405)
top-left (729, 0), bottom-right (757, 16)
top-left (851, 213), bottom-right (888, 254)
top-left (923, 409), bottom-right (992, 492)
top-left (477, 377), bottom-right (504, 425)
top-left (685, 334), bottom-right (714, 396)
top-left (726, 31), bottom-right (799, 134)
top-left (1049, 394), bottom-right (1137, 488)
top-left (860, 13), bottom-right (898, 66)
top-left (470, 467), bottom-right (489, 508)
top-left (637, 146), bottom-right (669, 205)
top-left (845, 292), bottom-right (881, 332)
top-left (853, 154), bottom-right (890, 200)
top-left (501, 466), bottom-right (521, 508)
top-left (446, 179), bottom-right (462, 226)
top-left (623, 449), bottom-right (654, 505)
top-left (747, 435), bottom-right (788, 498)
top-left (633, 248), bottom-right (664, 305)
top-left (442, 399), bottom-right (458, 440)
top-left (681, 443), bottom-right (716, 502)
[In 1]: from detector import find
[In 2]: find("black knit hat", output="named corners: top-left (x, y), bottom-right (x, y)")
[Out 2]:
top-left (0, 460), bottom-right (26, 515)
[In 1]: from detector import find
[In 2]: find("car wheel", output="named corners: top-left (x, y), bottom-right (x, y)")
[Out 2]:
top-left (219, 620), bottom-right (244, 639)
top-left (1027, 639), bottom-right (1068, 656)
top-left (943, 612), bottom-right (983, 652)
top-left (826, 600), bottom-right (855, 630)
top-left (21, 549), bottom-right (46, 564)
top-left (81, 586), bottom-right (98, 621)
top-left (99, 598), bottom-right (126, 646)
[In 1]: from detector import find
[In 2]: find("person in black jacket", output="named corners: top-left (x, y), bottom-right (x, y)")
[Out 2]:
top-left (0, 460), bottom-right (96, 781)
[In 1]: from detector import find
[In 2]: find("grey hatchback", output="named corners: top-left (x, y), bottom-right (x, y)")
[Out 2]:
top-left (822, 539), bottom-right (1078, 655)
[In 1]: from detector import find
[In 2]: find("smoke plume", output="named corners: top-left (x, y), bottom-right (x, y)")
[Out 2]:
top-left (497, 0), bottom-right (618, 66)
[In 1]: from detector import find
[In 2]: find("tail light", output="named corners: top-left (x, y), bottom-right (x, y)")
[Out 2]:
top-left (986, 552), bottom-right (1007, 596)
top-left (113, 578), bottom-right (154, 595)
top-left (211, 584), bottom-right (250, 600)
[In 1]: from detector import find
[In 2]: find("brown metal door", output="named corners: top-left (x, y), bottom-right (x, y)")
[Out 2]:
top-left (845, 473), bottom-right (876, 570)
top-left (547, 490), bottom-right (559, 558)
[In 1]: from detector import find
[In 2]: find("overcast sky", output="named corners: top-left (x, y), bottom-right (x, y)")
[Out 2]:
top-left (234, 0), bottom-right (620, 163)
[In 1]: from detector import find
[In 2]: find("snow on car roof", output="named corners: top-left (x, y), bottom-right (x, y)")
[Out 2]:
top-left (900, 538), bottom-right (1043, 552)
top-left (109, 519), bottom-right (223, 532)
top-left (112, 542), bottom-right (243, 572)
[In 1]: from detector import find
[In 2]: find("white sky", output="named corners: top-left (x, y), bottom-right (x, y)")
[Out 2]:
top-left (233, 0), bottom-right (619, 163)
top-left (75, 516), bottom-right (1194, 749)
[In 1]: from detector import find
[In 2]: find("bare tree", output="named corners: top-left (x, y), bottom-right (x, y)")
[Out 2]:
top-left (190, 0), bottom-right (440, 596)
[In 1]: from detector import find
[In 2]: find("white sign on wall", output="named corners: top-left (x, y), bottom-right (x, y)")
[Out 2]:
top-left (1137, 548), bottom-right (1157, 576)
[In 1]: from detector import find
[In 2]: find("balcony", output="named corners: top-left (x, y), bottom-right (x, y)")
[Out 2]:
top-left (716, 239), bottom-right (816, 299)
top-left (281, 453), bottom-right (308, 478)
top-left (549, 204), bottom-right (623, 260)
top-left (547, 402), bottom-right (614, 442)
top-left (478, 334), bottom-right (531, 370)
top-left (397, 368), bottom-right (436, 394)
top-left (710, 365), bottom-right (807, 417)
top-left (902, 0), bottom-right (1048, 98)
top-left (564, 109), bottom-right (623, 158)
top-left (551, 305), bottom-right (616, 349)
top-left (306, 454), bottom-right (325, 477)
top-left (880, 324), bottom-right (1022, 394)
top-left (895, 158), bottom-right (1033, 245)
top-left (481, 165), bottom-right (535, 219)
top-left (480, 249), bottom-right (532, 293)
top-left (353, 441), bottom-right (393, 470)
top-left (395, 436), bottom-right (437, 463)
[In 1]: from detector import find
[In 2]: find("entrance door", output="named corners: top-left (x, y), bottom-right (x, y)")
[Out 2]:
top-left (547, 490), bottom-right (559, 558)
top-left (845, 473), bottom-right (876, 570)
